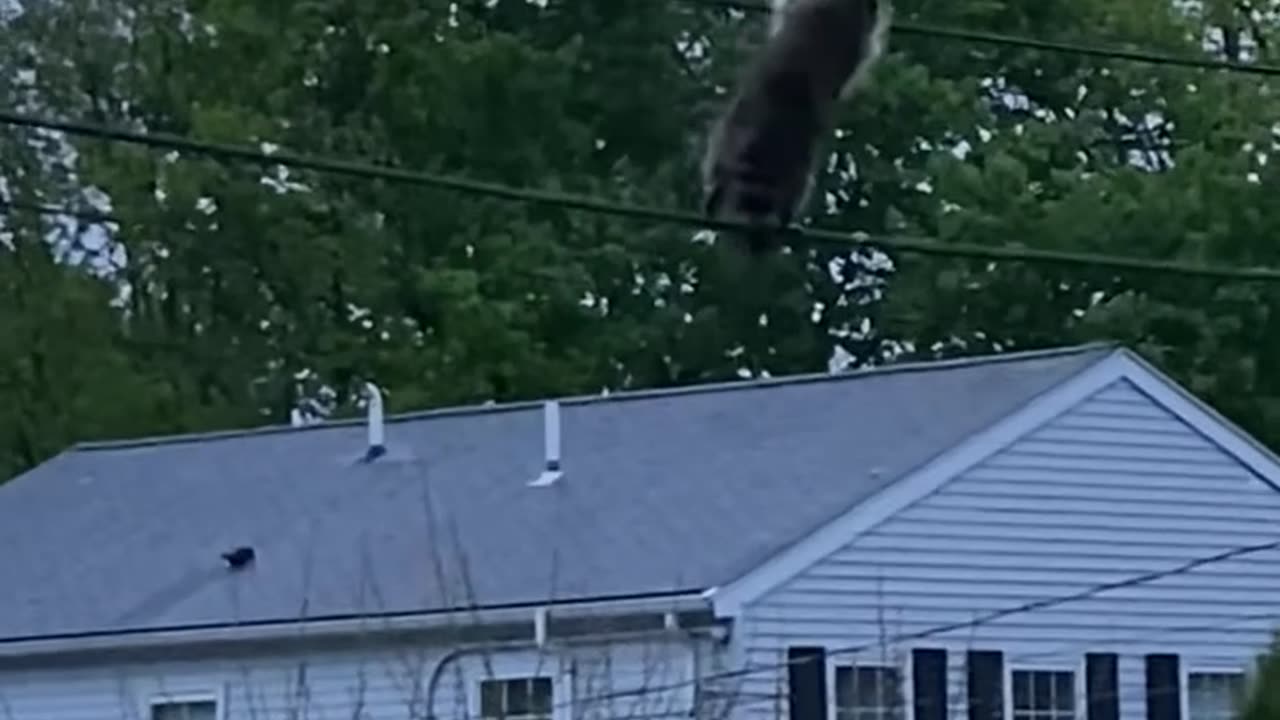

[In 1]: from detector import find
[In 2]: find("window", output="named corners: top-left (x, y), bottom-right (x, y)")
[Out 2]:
top-left (150, 699), bottom-right (217, 720)
top-left (480, 677), bottom-right (554, 720)
top-left (1187, 672), bottom-right (1245, 720)
top-left (834, 665), bottom-right (904, 720)
top-left (1011, 669), bottom-right (1075, 720)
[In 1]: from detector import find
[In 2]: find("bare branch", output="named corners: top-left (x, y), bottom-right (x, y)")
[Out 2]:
top-left (347, 658), bottom-right (370, 720)
top-left (282, 661), bottom-right (311, 720)
top-left (114, 675), bottom-right (142, 720)
top-left (235, 663), bottom-right (270, 720)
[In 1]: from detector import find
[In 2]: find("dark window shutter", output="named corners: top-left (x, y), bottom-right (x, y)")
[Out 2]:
top-left (912, 648), bottom-right (948, 720)
top-left (787, 646), bottom-right (828, 720)
top-left (967, 650), bottom-right (1004, 720)
top-left (1145, 653), bottom-right (1181, 720)
top-left (1086, 653), bottom-right (1119, 720)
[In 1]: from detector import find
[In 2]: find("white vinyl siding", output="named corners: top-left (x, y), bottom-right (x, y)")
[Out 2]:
top-left (0, 638), bottom-right (703, 720)
top-left (736, 379), bottom-right (1280, 720)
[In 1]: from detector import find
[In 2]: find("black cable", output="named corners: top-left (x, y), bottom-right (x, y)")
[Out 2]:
top-left (451, 538), bottom-right (1280, 717)
top-left (5, 110), bottom-right (1280, 283)
top-left (702, 0), bottom-right (1280, 78)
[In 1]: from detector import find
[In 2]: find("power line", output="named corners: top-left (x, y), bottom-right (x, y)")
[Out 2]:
top-left (5, 110), bottom-right (1280, 283)
top-left (702, 538), bottom-right (1280, 688)
top-left (715, 602), bottom-right (1280, 720)
top-left (703, 0), bottom-right (1280, 78)
top-left (454, 538), bottom-right (1280, 717)
top-left (906, 606), bottom-right (1278, 718)
top-left (0, 15), bottom-right (1273, 712)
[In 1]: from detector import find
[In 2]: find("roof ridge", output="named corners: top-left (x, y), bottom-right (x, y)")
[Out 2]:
top-left (71, 342), bottom-right (1119, 453)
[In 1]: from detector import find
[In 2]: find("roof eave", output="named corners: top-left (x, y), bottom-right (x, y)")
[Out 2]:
top-left (0, 590), bottom-right (714, 661)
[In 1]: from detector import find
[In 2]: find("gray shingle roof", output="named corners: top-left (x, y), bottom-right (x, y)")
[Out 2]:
top-left (0, 344), bottom-right (1115, 642)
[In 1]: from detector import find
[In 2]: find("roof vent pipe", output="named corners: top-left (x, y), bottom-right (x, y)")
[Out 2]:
top-left (364, 382), bottom-right (387, 462)
top-left (534, 607), bottom-right (549, 647)
top-left (529, 400), bottom-right (563, 487)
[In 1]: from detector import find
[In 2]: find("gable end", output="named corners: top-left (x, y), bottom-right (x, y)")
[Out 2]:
top-left (1111, 349), bottom-right (1280, 493)
top-left (707, 348), bottom-right (1280, 617)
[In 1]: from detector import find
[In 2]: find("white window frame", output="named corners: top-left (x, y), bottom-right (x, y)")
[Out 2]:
top-left (469, 654), bottom-right (570, 720)
top-left (826, 651), bottom-right (915, 720)
top-left (1005, 660), bottom-right (1085, 720)
top-left (1181, 664), bottom-right (1247, 720)
top-left (147, 691), bottom-right (225, 720)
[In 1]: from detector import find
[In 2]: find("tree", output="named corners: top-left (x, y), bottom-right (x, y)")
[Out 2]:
top-left (1240, 631), bottom-right (1280, 720)
top-left (840, 0), bottom-right (1280, 446)
top-left (5, 0), bottom-right (1280, 476)
top-left (0, 214), bottom-right (168, 478)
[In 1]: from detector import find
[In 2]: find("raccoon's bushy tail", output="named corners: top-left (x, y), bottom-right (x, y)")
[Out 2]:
top-left (701, 0), bottom-right (893, 255)
top-left (839, 0), bottom-right (892, 98)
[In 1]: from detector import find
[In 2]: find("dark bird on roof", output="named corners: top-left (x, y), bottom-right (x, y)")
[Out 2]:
top-left (701, 0), bottom-right (892, 254)
top-left (221, 546), bottom-right (256, 570)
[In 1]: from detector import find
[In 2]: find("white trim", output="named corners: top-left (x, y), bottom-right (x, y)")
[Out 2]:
top-left (1005, 659), bottom-right (1086, 720)
top-left (711, 351), bottom-right (1125, 616)
top-left (146, 689), bottom-right (226, 720)
top-left (470, 653), bottom-right (571, 720)
top-left (828, 651), bottom-right (915, 720)
top-left (825, 653), bottom-right (836, 720)
top-left (0, 592), bottom-right (711, 659)
top-left (711, 348), bottom-right (1280, 617)
top-left (1111, 350), bottom-right (1280, 492)
top-left (902, 650), bottom-right (916, 720)
top-left (1181, 664), bottom-right (1248, 720)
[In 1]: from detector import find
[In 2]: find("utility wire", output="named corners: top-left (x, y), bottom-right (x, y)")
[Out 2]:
top-left (957, 611), bottom-right (1278, 719)
top-left (759, 609), bottom-right (1280, 716)
top-left (703, 0), bottom-right (1280, 78)
top-left (5, 110), bottom-right (1280, 283)
top-left (450, 538), bottom-right (1280, 718)
top-left (1, 12), bottom-right (1271, 711)
top-left (0, 14), bottom-right (1272, 708)
top-left (725, 600), bottom-right (1279, 720)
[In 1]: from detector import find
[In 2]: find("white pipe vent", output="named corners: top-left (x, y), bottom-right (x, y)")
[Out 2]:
top-left (364, 382), bottom-right (387, 461)
top-left (529, 400), bottom-right (563, 487)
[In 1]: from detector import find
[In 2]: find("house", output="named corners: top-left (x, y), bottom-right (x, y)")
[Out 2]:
top-left (1, 342), bottom-right (1278, 720)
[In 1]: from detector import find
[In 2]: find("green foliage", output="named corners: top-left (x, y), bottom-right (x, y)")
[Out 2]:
top-left (3, 0), bottom-right (1280, 475)
top-left (836, 0), bottom-right (1280, 450)
top-left (0, 229), bottom-right (162, 479)
top-left (1240, 632), bottom-right (1280, 720)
